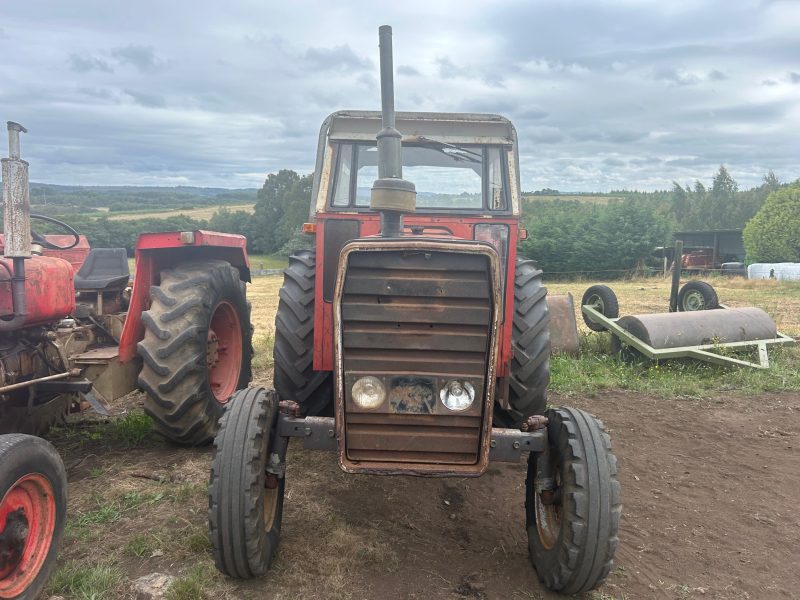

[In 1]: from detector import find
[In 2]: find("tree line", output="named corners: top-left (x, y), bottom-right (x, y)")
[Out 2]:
top-left (28, 166), bottom-right (799, 269)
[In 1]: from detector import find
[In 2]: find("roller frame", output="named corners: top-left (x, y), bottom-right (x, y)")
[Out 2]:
top-left (581, 304), bottom-right (795, 369)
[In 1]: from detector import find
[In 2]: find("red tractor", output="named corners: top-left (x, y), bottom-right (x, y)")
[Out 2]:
top-left (0, 121), bottom-right (253, 598)
top-left (209, 27), bottom-right (620, 595)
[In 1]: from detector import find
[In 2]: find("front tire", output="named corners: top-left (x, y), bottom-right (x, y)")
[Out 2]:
top-left (495, 257), bottom-right (550, 427)
top-left (209, 388), bottom-right (284, 579)
top-left (138, 260), bottom-right (253, 445)
top-left (526, 407), bottom-right (621, 594)
top-left (0, 434), bottom-right (67, 600)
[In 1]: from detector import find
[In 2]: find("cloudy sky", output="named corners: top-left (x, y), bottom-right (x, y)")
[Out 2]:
top-left (1, 0), bottom-right (798, 191)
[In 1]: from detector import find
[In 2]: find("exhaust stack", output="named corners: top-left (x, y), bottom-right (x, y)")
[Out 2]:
top-left (370, 25), bottom-right (416, 237)
top-left (0, 121), bottom-right (30, 328)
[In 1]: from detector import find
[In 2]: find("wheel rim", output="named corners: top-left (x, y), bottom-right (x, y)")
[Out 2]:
top-left (534, 460), bottom-right (561, 551)
top-left (683, 290), bottom-right (705, 311)
top-left (207, 300), bottom-right (243, 404)
top-left (587, 294), bottom-right (605, 314)
top-left (0, 474), bottom-right (56, 598)
top-left (263, 485), bottom-right (279, 532)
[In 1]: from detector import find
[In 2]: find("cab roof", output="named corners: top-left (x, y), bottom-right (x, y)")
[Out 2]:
top-left (324, 111), bottom-right (516, 146)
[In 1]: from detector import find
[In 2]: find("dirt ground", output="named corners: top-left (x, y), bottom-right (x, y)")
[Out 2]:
top-left (49, 388), bottom-right (800, 600)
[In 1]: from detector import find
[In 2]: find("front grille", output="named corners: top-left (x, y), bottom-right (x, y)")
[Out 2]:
top-left (340, 249), bottom-right (493, 465)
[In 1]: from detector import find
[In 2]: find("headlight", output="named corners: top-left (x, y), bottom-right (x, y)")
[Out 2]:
top-left (352, 376), bottom-right (386, 409)
top-left (440, 380), bottom-right (475, 412)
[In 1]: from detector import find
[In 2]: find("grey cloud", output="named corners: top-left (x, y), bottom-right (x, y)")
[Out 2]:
top-left (303, 45), bottom-right (371, 72)
top-left (524, 126), bottom-right (564, 144)
top-left (653, 66), bottom-right (700, 86)
top-left (665, 157), bottom-right (712, 167)
top-left (629, 156), bottom-right (663, 167)
top-left (436, 56), bottom-right (466, 80)
top-left (2, 0), bottom-right (799, 191)
top-left (69, 53), bottom-right (114, 73)
top-left (111, 45), bottom-right (161, 72)
top-left (77, 87), bottom-right (114, 100)
top-left (761, 79), bottom-right (779, 86)
top-left (397, 65), bottom-right (421, 76)
top-left (571, 129), bottom-right (649, 144)
top-left (517, 107), bottom-right (549, 120)
top-left (436, 57), bottom-right (505, 87)
top-left (124, 89), bottom-right (166, 108)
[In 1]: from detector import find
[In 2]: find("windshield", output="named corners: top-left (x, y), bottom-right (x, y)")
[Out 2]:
top-left (330, 142), bottom-right (508, 211)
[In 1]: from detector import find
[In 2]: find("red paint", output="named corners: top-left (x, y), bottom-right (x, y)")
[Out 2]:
top-left (0, 473), bottom-right (57, 598)
top-left (207, 300), bottom-right (243, 403)
top-left (0, 256), bottom-right (75, 326)
top-left (313, 213), bottom-right (519, 378)
top-left (118, 231), bottom-right (249, 362)
top-left (0, 235), bottom-right (90, 273)
top-left (682, 249), bottom-right (714, 269)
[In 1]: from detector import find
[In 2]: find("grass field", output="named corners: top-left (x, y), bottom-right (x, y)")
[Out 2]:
top-left (105, 203), bottom-right (254, 221)
top-left (241, 271), bottom-right (800, 399)
top-left (43, 272), bottom-right (799, 599)
top-left (545, 274), bottom-right (800, 398)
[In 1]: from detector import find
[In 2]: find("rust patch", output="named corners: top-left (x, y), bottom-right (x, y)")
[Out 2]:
top-left (388, 377), bottom-right (435, 414)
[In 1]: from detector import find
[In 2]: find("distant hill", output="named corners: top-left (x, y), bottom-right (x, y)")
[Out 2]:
top-left (28, 183), bottom-right (258, 215)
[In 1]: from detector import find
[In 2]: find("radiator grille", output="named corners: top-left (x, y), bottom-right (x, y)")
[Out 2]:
top-left (340, 249), bottom-right (493, 465)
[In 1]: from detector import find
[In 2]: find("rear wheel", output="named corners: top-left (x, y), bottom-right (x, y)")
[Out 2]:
top-left (526, 407), bottom-right (620, 594)
top-left (138, 260), bottom-right (252, 445)
top-left (678, 280), bottom-right (718, 312)
top-left (495, 257), bottom-right (550, 428)
top-left (209, 388), bottom-right (284, 578)
top-left (273, 251), bottom-right (332, 416)
top-left (0, 434), bottom-right (67, 600)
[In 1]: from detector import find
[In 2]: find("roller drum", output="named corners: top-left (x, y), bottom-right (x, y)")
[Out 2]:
top-left (616, 307), bottom-right (778, 349)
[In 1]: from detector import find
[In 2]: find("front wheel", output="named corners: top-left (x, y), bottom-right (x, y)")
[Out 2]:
top-left (209, 388), bottom-right (284, 579)
top-left (525, 407), bottom-right (621, 594)
top-left (0, 434), bottom-right (67, 600)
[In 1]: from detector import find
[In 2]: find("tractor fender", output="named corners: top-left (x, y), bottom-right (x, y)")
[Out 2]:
top-left (118, 230), bottom-right (250, 362)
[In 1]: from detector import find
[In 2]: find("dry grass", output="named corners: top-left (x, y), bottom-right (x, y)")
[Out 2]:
top-left (106, 203), bottom-right (254, 221)
top-left (247, 276), bottom-right (282, 335)
top-left (546, 274), bottom-right (800, 336)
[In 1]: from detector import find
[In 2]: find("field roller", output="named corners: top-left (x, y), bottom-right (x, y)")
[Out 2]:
top-left (581, 285), bottom-right (794, 368)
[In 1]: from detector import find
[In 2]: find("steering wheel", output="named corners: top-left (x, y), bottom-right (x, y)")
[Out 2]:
top-left (29, 214), bottom-right (80, 250)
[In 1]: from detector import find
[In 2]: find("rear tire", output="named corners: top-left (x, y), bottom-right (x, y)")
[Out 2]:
top-left (0, 434), bottom-right (67, 600)
top-left (273, 251), bottom-right (333, 416)
top-left (495, 257), bottom-right (550, 428)
top-left (677, 280), bottom-right (718, 312)
top-left (138, 260), bottom-right (252, 445)
top-left (209, 388), bottom-right (284, 579)
top-left (526, 407), bottom-right (620, 594)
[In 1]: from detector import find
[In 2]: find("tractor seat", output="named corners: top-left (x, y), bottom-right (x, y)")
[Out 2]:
top-left (74, 248), bottom-right (130, 291)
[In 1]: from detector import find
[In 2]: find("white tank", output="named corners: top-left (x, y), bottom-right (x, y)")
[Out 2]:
top-left (747, 263), bottom-right (800, 281)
